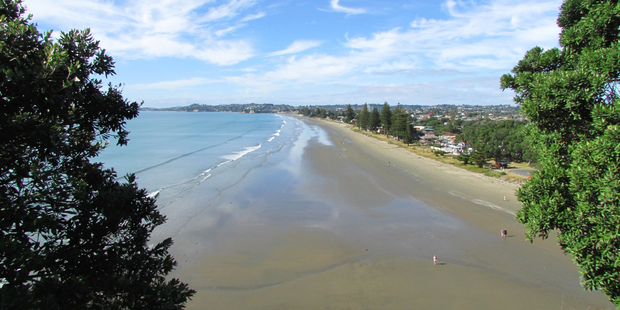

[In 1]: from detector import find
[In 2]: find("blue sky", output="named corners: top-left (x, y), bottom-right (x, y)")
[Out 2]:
top-left (24, 0), bottom-right (563, 108)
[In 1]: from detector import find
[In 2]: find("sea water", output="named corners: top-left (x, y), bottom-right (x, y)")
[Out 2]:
top-left (96, 111), bottom-right (324, 242)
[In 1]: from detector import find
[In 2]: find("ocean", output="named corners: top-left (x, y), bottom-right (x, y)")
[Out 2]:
top-left (96, 111), bottom-right (330, 242)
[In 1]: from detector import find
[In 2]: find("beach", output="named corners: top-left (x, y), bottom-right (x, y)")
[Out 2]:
top-left (168, 116), bottom-right (613, 309)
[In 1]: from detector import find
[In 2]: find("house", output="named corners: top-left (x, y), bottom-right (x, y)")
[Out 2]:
top-left (440, 132), bottom-right (458, 142)
top-left (421, 131), bottom-right (437, 143)
top-left (494, 160), bottom-right (510, 169)
top-left (431, 141), bottom-right (465, 155)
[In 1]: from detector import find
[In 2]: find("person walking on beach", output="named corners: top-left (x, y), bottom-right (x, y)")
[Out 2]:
top-left (433, 255), bottom-right (437, 265)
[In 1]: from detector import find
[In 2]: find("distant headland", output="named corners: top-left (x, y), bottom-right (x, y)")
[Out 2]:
top-left (142, 103), bottom-right (521, 118)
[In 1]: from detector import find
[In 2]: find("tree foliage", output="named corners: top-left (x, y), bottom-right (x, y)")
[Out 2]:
top-left (456, 154), bottom-right (470, 165)
top-left (345, 104), bottom-right (355, 123)
top-left (390, 103), bottom-right (415, 143)
top-left (468, 151), bottom-right (487, 168)
top-left (0, 1), bottom-right (194, 308)
top-left (415, 117), bottom-right (462, 136)
top-left (380, 102), bottom-right (392, 136)
top-left (457, 120), bottom-right (533, 162)
top-left (369, 106), bottom-right (381, 132)
top-left (501, 0), bottom-right (620, 305)
top-left (314, 106), bottom-right (327, 118)
top-left (356, 103), bottom-right (369, 130)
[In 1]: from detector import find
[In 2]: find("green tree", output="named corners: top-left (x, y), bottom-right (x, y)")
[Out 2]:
top-left (457, 120), bottom-right (531, 162)
top-left (456, 154), bottom-right (470, 165)
top-left (380, 102), bottom-right (392, 137)
top-left (0, 1), bottom-right (195, 308)
top-left (390, 104), bottom-right (416, 144)
top-left (316, 107), bottom-right (327, 118)
top-left (403, 120), bottom-right (417, 144)
top-left (326, 109), bottom-right (337, 120)
top-left (369, 106), bottom-right (381, 132)
top-left (469, 150), bottom-right (487, 168)
top-left (390, 103), bottom-right (409, 141)
top-left (356, 103), bottom-right (369, 130)
top-left (345, 104), bottom-right (355, 123)
top-left (501, 0), bottom-right (620, 305)
top-left (416, 117), bottom-right (452, 136)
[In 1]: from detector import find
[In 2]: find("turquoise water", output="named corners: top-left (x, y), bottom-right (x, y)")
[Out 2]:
top-left (99, 111), bottom-right (290, 186)
top-left (96, 111), bottom-right (323, 240)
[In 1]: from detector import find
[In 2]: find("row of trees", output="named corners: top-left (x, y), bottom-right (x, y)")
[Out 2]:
top-left (301, 102), bottom-right (418, 144)
top-left (302, 102), bottom-right (534, 164)
top-left (355, 102), bottom-right (417, 143)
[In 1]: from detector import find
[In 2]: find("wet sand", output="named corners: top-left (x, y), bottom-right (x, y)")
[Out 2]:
top-left (169, 117), bottom-right (613, 309)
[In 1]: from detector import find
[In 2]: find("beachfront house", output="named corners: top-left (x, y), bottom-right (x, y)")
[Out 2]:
top-left (430, 141), bottom-right (465, 155)
top-left (494, 160), bottom-right (511, 169)
top-left (440, 133), bottom-right (458, 142)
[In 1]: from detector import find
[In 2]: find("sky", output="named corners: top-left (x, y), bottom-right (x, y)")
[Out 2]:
top-left (24, 0), bottom-right (564, 108)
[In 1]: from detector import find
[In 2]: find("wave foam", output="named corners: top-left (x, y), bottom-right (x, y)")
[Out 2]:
top-left (222, 143), bottom-right (262, 161)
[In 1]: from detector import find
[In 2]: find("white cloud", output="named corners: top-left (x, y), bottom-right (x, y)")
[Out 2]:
top-left (25, 0), bottom-right (259, 66)
top-left (329, 0), bottom-right (366, 15)
top-left (200, 0), bottom-right (256, 22)
top-left (24, 0), bottom-right (564, 106)
top-left (225, 0), bottom-right (562, 105)
top-left (344, 0), bottom-right (562, 72)
top-left (194, 40), bottom-right (255, 65)
top-left (229, 53), bottom-right (356, 91)
top-left (362, 58), bottom-right (418, 75)
top-left (267, 54), bottom-right (354, 81)
top-left (345, 28), bottom-right (403, 52)
top-left (132, 77), bottom-right (219, 90)
top-left (267, 41), bottom-right (323, 57)
top-left (242, 11), bottom-right (266, 22)
top-left (214, 25), bottom-right (242, 37)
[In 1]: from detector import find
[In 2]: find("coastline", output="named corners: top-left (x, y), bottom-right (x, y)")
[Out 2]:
top-left (170, 115), bottom-right (612, 309)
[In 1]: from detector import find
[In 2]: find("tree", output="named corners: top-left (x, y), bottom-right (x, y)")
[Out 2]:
top-left (369, 106), bottom-right (381, 132)
top-left (345, 104), bottom-right (355, 123)
top-left (380, 102), bottom-right (392, 137)
top-left (415, 117), bottom-right (453, 136)
top-left (313, 107), bottom-right (326, 118)
top-left (356, 103), bottom-right (369, 130)
top-left (469, 150), bottom-right (487, 168)
top-left (457, 120), bottom-right (531, 162)
top-left (456, 154), bottom-right (470, 165)
top-left (326, 109), bottom-right (337, 120)
top-left (403, 121), bottom-right (417, 144)
top-left (390, 103), bottom-right (410, 141)
top-left (501, 0), bottom-right (620, 305)
top-left (0, 1), bottom-right (195, 308)
top-left (389, 104), bottom-right (416, 144)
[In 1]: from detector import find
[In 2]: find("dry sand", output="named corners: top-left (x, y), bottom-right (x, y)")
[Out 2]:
top-left (169, 117), bottom-right (613, 309)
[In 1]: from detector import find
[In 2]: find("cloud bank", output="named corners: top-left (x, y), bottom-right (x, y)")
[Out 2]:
top-left (24, 0), bottom-right (564, 107)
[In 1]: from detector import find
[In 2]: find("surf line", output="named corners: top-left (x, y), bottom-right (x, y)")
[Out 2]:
top-left (449, 190), bottom-right (515, 216)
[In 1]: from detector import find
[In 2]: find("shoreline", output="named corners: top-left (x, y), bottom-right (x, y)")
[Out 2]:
top-left (170, 115), bottom-right (612, 309)
top-left (329, 118), bottom-right (530, 187)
